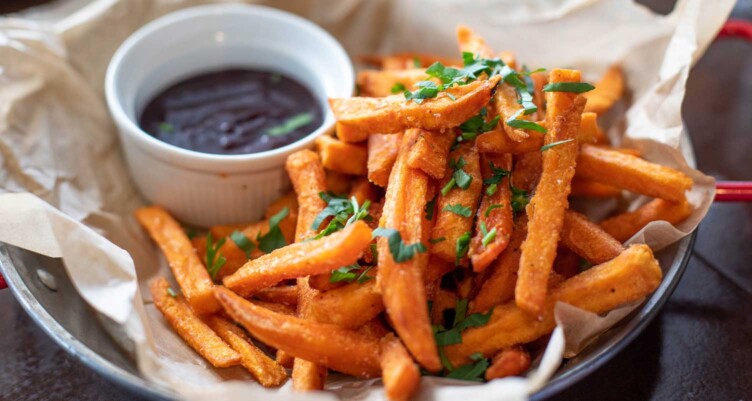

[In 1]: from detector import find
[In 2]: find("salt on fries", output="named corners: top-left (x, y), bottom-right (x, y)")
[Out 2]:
top-left (137, 26), bottom-right (694, 399)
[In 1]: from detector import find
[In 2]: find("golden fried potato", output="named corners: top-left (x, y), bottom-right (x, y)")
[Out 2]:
top-left (600, 198), bottom-right (693, 242)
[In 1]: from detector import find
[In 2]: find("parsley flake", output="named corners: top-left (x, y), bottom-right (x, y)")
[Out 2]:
top-left (541, 138), bottom-right (575, 151)
top-left (205, 233), bottom-right (227, 280)
top-left (230, 230), bottom-right (255, 259)
top-left (158, 122), bottom-right (174, 133)
top-left (391, 82), bottom-right (406, 94)
top-left (311, 193), bottom-right (372, 239)
top-left (373, 228), bottom-right (427, 263)
top-left (506, 109), bottom-right (547, 133)
top-left (446, 353), bottom-right (490, 382)
top-left (430, 237), bottom-right (446, 244)
top-left (443, 204), bottom-right (472, 218)
top-left (483, 161), bottom-right (511, 196)
top-left (166, 287), bottom-right (178, 298)
top-left (510, 186), bottom-right (529, 214)
top-left (455, 232), bottom-right (471, 265)
top-left (257, 207), bottom-right (290, 253)
top-left (485, 204), bottom-right (503, 217)
top-left (543, 82), bottom-right (595, 93)
top-left (267, 112), bottom-right (314, 136)
top-left (425, 195), bottom-right (437, 220)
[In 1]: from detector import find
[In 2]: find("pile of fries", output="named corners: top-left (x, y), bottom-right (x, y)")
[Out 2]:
top-left (138, 26), bottom-right (694, 401)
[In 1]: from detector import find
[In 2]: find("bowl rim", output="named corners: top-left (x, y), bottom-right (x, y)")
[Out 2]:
top-left (104, 3), bottom-right (354, 169)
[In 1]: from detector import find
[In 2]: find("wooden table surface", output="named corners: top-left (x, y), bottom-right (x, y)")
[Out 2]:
top-left (1, 1), bottom-right (751, 400)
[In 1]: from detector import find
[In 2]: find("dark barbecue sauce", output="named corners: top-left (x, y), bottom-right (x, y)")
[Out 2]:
top-left (139, 69), bottom-right (323, 155)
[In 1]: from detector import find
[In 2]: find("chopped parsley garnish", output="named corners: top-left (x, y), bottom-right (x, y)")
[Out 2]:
top-left (270, 73), bottom-right (282, 83)
top-left (311, 193), bottom-right (372, 240)
top-left (390, 82), bottom-right (407, 94)
top-left (430, 237), bottom-right (446, 244)
top-left (413, 57), bottom-right (422, 68)
top-left (510, 186), bottom-right (529, 214)
top-left (443, 204), bottom-right (472, 218)
top-left (446, 353), bottom-right (490, 382)
top-left (158, 122), bottom-right (174, 133)
top-left (432, 299), bottom-right (494, 349)
top-left (458, 108), bottom-right (500, 142)
top-left (541, 138), bottom-right (575, 151)
top-left (166, 287), bottom-right (178, 298)
top-left (403, 81), bottom-right (440, 104)
top-left (184, 227), bottom-right (197, 240)
top-left (370, 243), bottom-right (378, 261)
top-left (230, 230), bottom-right (255, 259)
top-left (485, 204), bottom-right (503, 217)
top-left (506, 109), bottom-right (547, 133)
top-left (441, 157), bottom-right (473, 196)
top-left (425, 195), bottom-right (437, 220)
top-left (480, 222), bottom-right (497, 247)
top-left (266, 112), bottom-right (314, 136)
top-left (543, 82), bottom-right (595, 93)
top-left (329, 263), bottom-right (374, 284)
top-left (455, 232), bottom-right (472, 265)
top-left (257, 207), bottom-right (290, 253)
top-left (205, 233), bottom-right (227, 280)
top-left (483, 161), bottom-right (511, 196)
top-left (373, 228), bottom-right (427, 263)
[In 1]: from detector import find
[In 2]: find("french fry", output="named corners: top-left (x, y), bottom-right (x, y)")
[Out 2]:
top-left (600, 198), bottom-right (693, 242)
top-left (561, 210), bottom-right (624, 265)
top-left (553, 247), bottom-right (582, 279)
top-left (301, 279), bottom-right (384, 329)
top-left (336, 122), bottom-right (370, 143)
top-left (405, 128), bottom-right (455, 180)
top-left (430, 143), bottom-right (483, 265)
top-left (326, 169), bottom-right (352, 195)
top-left (469, 153), bottom-right (514, 272)
top-left (209, 223), bottom-right (248, 240)
top-left (570, 177), bottom-right (622, 198)
top-left (447, 244), bottom-right (662, 365)
top-left (350, 176), bottom-right (381, 205)
top-left (584, 66), bottom-right (624, 115)
top-left (484, 346), bottom-right (531, 380)
top-left (577, 112), bottom-right (607, 144)
top-left (252, 300), bottom-right (297, 316)
top-left (456, 25), bottom-right (495, 58)
top-left (430, 287), bottom-right (458, 326)
top-left (368, 132), bottom-right (403, 187)
top-left (357, 69), bottom-right (431, 97)
top-left (223, 221), bottom-right (373, 296)
top-left (276, 351), bottom-right (294, 368)
top-left (330, 76), bottom-right (500, 136)
top-left (136, 207), bottom-right (219, 315)
top-left (265, 191), bottom-right (299, 219)
top-left (378, 130), bottom-right (441, 371)
top-left (516, 69), bottom-right (586, 316)
top-left (206, 315), bottom-right (288, 387)
top-left (476, 129), bottom-right (543, 154)
top-left (286, 150), bottom-right (328, 241)
top-left (361, 53), bottom-right (462, 70)
top-left (316, 135), bottom-right (368, 176)
top-left (150, 277), bottom-right (239, 367)
top-left (529, 71), bottom-right (548, 120)
top-left (358, 318), bottom-right (391, 338)
top-left (291, 358), bottom-right (328, 391)
top-left (469, 216), bottom-right (527, 314)
top-left (252, 285), bottom-right (298, 307)
top-left (424, 255), bottom-right (456, 284)
top-left (511, 152), bottom-right (542, 192)
top-left (576, 144), bottom-right (693, 202)
top-left (380, 334), bottom-right (420, 401)
top-left (215, 287), bottom-right (382, 377)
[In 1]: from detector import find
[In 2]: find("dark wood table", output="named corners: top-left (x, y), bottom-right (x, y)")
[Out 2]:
top-left (1, 1), bottom-right (751, 400)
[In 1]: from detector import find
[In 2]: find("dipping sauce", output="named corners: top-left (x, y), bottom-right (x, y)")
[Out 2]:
top-left (139, 69), bottom-right (323, 155)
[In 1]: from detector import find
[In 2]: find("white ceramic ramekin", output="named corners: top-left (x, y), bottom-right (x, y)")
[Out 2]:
top-left (105, 4), bottom-right (353, 227)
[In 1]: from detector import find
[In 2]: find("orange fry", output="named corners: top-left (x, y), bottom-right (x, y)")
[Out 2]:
top-left (424, 255), bottom-right (456, 284)
top-left (516, 69), bottom-right (586, 316)
top-left (570, 177), bottom-right (622, 198)
top-left (215, 287), bottom-right (382, 378)
top-left (430, 143), bottom-right (483, 265)
top-left (485, 346), bottom-right (531, 380)
top-left (578, 112), bottom-right (607, 144)
top-left (576, 144), bottom-right (693, 202)
top-left (380, 334), bottom-right (420, 401)
top-left (511, 152), bottom-right (542, 192)
top-left (469, 216), bottom-right (527, 314)
top-left (209, 223), bottom-right (248, 240)
top-left (223, 221), bottom-right (373, 296)
top-left (469, 153), bottom-right (514, 272)
top-left (266, 191), bottom-right (299, 219)
top-left (405, 128), bottom-right (455, 180)
top-left (378, 131), bottom-right (440, 371)
top-left (447, 244), bottom-right (662, 365)
top-left (336, 122), bottom-right (370, 143)
top-left (368, 132), bottom-right (403, 187)
top-left (316, 135), bottom-right (368, 176)
top-left (330, 76), bottom-right (500, 136)
top-left (476, 129), bottom-right (543, 154)
top-left (206, 316), bottom-right (288, 387)
top-left (456, 25), bottom-right (495, 58)
top-left (286, 150), bottom-right (328, 241)
top-left (136, 206), bottom-right (219, 315)
top-left (252, 285), bottom-right (298, 307)
top-left (326, 169), bottom-right (352, 195)
top-left (561, 211), bottom-right (624, 265)
top-left (150, 278), bottom-right (239, 367)
top-left (301, 279), bottom-right (384, 329)
top-left (584, 66), bottom-right (624, 115)
top-left (357, 68), bottom-right (431, 97)
top-left (600, 198), bottom-right (693, 242)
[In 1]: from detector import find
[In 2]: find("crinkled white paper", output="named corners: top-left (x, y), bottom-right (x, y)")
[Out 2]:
top-left (0, 0), bottom-right (733, 399)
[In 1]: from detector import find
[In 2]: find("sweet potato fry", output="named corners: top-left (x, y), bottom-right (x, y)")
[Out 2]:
top-left (584, 66), bottom-right (624, 115)
top-left (469, 216), bottom-right (527, 314)
top-left (223, 221), bottom-right (373, 296)
top-left (430, 287), bottom-right (458, 326)
top-left (215, 287), bottom-right (382, 377)
top-left (326, 169), bottom-right (352, 195)
top-left (485, 346), bottom-right (531, 380)
top-left (576, 144), bottom-right (693, 202)
top-left (469, 153), bottom-right (514, 272)
top-left (578, 112), bottom-right (607, 144)
top-left (516, 69), bottom-right (586, 316)
top-left (600, 198), bottom-right (693, 242)
top-left (380, 334), bottom-right (420, 401)
top-left (136, 207), bottom-right (219, 315)
top-left (301, 279), bottom-right (384, 329)
top-left (378, 130), bottom-right (440, 371)
top-left (511, 152), bottom-right (542, 192)
top-left (286, 150), bottom-right (328, 241)
top-left (424, 255), bottom-right (456, 284)
top-left (357, 68), bottom-right (431, 97)
top-left (553, 247), bottom-right (583, 279)
top-left (349, 176), bottom-right (381, 205)
top-left (476, 129), bottom-right (543, 154)
top-left (405, 128), bottom-right (455, 180)
top-left (206, 315), bottom-right (288, 387)
top-left (336, 122), bottom-right (370, 143)
top-left (252, 300), bottom-right (297, 316)
top-left (456, 25), bottom-right (494, 58)
top-left (368, 132), bottom-right (403, 187)
top-left (430, 143), bottom-right (483, 265)
top-left (209, 223), bottom-right (248, 240)
top-left (316, 135), bottom-right (368, 176)
top-left (252, 285), bottom-right (298, 307)
top-left (570, 177), bottom-right (622, 198)
top-left (150, 277), bottom-right (239, 367)
top-left (266, 191), bottom-right (299, 219)
top-left (447, 244), bottom-right (662, 365)
top-left (361, 53), bottom-right (462, 70)
top-left (561, 211), bottom-right (624, 265)
top-left (330, 76), bottom-right (499, 136)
